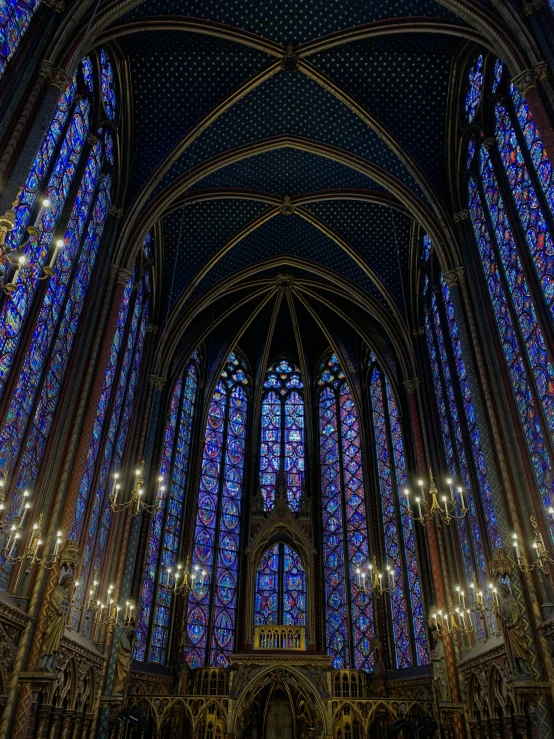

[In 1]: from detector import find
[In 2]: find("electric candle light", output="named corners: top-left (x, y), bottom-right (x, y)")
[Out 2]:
top-left (512, 532), bottom-right (521, 560)
top-left (47, 238), bottom-right (64, 270)
top-left (441, 495), bottom-right (448, 516)
top-left (457, 486), bottom-right (465, 510)
top-left (415, 496), bottom-right (423, 519)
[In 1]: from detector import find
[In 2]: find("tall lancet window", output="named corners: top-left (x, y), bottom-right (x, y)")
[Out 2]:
top-left (72, 262), bottom-right (151, 634)
top-left (0, 0), bottom-right (41, 78)
top-left (259, 360), bottom-right (305, 511)
top-left (368, 355), bottom-right (428, 667)
top-left (318, 353), bottom-right (373, 669)
top-left (0, 51), bottom-right (119, 590)
top-left (464, 56), bottom-right (554, 538)
top-left (134, 350), bottom-right (200, 664)
top-left (254, 544), bottom-right (306, 626)
top-left (186, 352), bottom-right (249, 667)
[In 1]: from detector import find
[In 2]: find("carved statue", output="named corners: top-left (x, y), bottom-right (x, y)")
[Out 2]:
top-left (430, 629), bottom-right (450, 702)
top-left (498, 582), bottom-right (534, 678)
top-left (38, 572), bottom-right (73, 672)
top-left (113, 621), bottom-right (137, 695)
top-left (370, 636), bottom-right (386, 697)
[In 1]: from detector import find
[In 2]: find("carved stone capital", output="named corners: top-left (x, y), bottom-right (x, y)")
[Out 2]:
top-left (116, 267), bottom-right (133, 286)
top-left (86, 133), bottom-right (98, 147)
top-left (534, 61), bottom-right (551, 83)
top-left (38, 60), bottom-right (54, 81)
top-left (403, 378), bottom-right (420, 393)
top-left (523, 0), bottom-right (545, 16)
top-left (147, 324), bottom-right (159, 334)
top-left (442, 267), bottom-right (465, 287)
top-left (42, 0), bottom-right (65, 11)
top-left (453, 209), bottom-right (469, 222)
top-left (109, 205), bottom-right (124, 218)
top-left (279, 196), bottom-right (295, 215)
top-left (281, 44), bottom-right (299, 73)
top-left (512, 69), bottom-right (537, 95)
top-left (412, 327), bottom-right (425, 337)
top-left (149, 374), bottom-right (167, 390)
top-left (50, 68), bottom-right (72, 91)
top-left (482, 136), bottom-right (497, 151)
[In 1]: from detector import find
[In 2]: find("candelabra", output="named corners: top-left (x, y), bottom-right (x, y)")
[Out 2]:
top-left (166, 561), bottom-right (207, 596)
top-left (356, 556), bottom-right (396, 596)
top-left (109, 462), bottom-right (164, 516)
top-left (0, 487), bottom-right (64, 572)
top-left (430, 599), bottom-right (474, 637)
top-left (76, 581), bottom-right (135, 628)
top-left (512, 516), bottom-right (554, 575)
top-left (0, 191), bottom-right (64, 295)
top-left (404, 471), bottom-right (467, 526)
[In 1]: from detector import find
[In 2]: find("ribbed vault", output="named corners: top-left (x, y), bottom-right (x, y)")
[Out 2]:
top-left (40, 0), bottom-right (546, 379)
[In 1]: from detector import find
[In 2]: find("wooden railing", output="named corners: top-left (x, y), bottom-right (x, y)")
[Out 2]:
top-left (254, 625), bottom-right (306, 650)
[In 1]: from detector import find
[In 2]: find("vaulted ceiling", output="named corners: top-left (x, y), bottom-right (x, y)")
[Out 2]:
top-left (92, 0), bottom-right (518, 381)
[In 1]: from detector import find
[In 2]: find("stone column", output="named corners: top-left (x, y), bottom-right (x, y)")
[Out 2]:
top-left (71, 713), bottom-right (84, 739)
top-left (60, 710), bottom-right (75, 739)
top-left (0, 63), bottom-right (72, 210)
top-left (36, 704), bottom-right (53, 739)
top-left (512, 66), bottom-right (554, 166)
top-left (404, 381), bottom-right (463, 739)
top-left (48, 708), bottom-right (62, 739)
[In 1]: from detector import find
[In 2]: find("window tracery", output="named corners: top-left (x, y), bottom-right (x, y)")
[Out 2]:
top-left (135, 351), bottom-right (200, 663)
top-left (0, 52), bottom-right (120, 590)
top-left (318, 352), bottom-right (373, 670)
top-left (259, 359), bottom-right (305, 511)
top-left (368, 356), bottom-right (427, 667)
top-left (186, 352), bottom-right (249, 668)
top-left (254, 544), bottom-right (306, 627)
top-left (464, 57), bottom-right (554, 536)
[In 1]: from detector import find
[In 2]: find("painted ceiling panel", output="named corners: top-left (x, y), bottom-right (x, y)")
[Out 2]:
top-left (187, 213), bottom-right (389, 308)
top-left (311, 34), bottom-right (456, 189)
top-left (189, 148), bottom-right (384, 194)
top-left (161, 199), bottom-right (271, 315)
top-left (124, 31), bottom-right (272, 197)
top-left (118, 0), bottom-right (461, 44)
top-left (303, 200), bottom-right (411, 308)
top-left (154, 71), bottom-right (424, 199)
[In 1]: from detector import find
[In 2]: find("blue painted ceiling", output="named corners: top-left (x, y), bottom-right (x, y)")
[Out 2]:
top-left (106, 0), bottom-right (489, 365)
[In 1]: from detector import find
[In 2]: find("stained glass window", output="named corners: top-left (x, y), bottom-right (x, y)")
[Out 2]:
top-left (465, 60), bottom-right (554, 532)
top-left (0, 0), bottom-right (41, 78)
top-left (100, 49), bottom-right (117, 121)
top-left (148, 358), bottom-right (199, 664)
top-left (318, 353), bottom-right (373, 670)
top-left (186, 352), bottom-right (249, 668)
top-left (368, 361), bottom-right (427, 667)
top-left (465, 55), bottom-right (483, 123)
top-left (259, 360), bottom-right (305, 511)
top-left (421, 233), bottom-right (432, 262)
top-left (0, 55), bottom-right (119, 590)
top-left (74, 274), bottom-right (150, 631)
top-left (254, 544), bottom-right (306, 627)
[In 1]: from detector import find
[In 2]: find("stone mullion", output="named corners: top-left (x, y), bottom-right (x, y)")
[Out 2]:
top-left (404, 385), bottom-right (463, 738)
top-left (0, 62), bottom-right (71, 205)
top-left (427, 293), bottom-right (480, 593)
top-left (434, 282), bottom-right (494, 566)
top-left (78, 277), bottom-right (140, 635)
top-left (442, 272), bottom-right (511, 549)
top-left (456, 271), bottom-right (554, 704)
top-left (382, 374), bottom-right (418, 667)
top-left (512, 67), bottom-right (554, 166)
top-left (97, 313), bottom-right (156, 643)
top-left (522, 5), bottom-right (554, 75)
top-left (363, 368), bottom-right (392, 670)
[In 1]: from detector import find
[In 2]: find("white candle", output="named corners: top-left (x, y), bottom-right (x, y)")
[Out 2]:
top-left (415, 496), bottom-right (423, 519)
top-left (48, 239), bottom-right (64, 270)
top-left (457, 486), bottom-right (465, 510)
top-left (442, 495), bottom-right (448, 515)
top-left (20, 501), bottom-right (30, 526)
